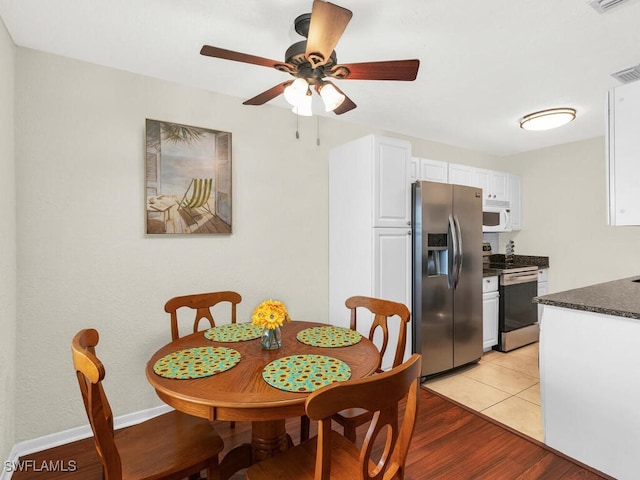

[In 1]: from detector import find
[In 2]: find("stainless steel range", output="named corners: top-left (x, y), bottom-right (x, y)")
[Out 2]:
top-left (483, 243), bottom-right (539, 352)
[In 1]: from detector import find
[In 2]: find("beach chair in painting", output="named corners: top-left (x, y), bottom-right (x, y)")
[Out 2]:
top-left (177, 178), bottom-right (214, 217)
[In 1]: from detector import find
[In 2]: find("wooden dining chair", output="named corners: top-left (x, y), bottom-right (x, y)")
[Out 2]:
top-left (247, 354), bottom-right (421, 480)
top-left (165, 290), bottom-right (242, 430)
top-left (164, 290), bottom-right (242, 341)
top-left (71, 328), bottom-right (224, 480)
top-left (300, 295), bottom-right (411, 443)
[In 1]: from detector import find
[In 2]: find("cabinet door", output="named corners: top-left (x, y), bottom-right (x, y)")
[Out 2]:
top-left (608, 81), bottom-right (640, 225)
top-left (537, 269), bottom-right (548, 323)
top-left (373, 227), bottom-right (412, 369)
top-left (449, 163), bottom-right (476, 187)
top-left (482, 291), bottom-right (499, 351)
top-left (474, 168), bottom-right (491, 195)
top-left (410, 157), bottom-right (419, 183)
top-left (490, 170), bottom-right (510, 202)
top-left (374, 137), bottom-right (411, 228)
top-left (419, 158), bottom-right (448, 183)
top-left (510, 174), bottom-right (522, 230)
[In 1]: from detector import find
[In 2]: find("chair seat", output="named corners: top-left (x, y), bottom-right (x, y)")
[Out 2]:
top-left (247, 431), bottom-right (370, 480)
top-left (116, 410), bottom-right (224, 480)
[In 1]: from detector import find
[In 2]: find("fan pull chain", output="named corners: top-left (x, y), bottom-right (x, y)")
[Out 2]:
top-left (296, 112), bottom-right (300, 139)
top-left (316, 116), bottom-right (320, 146)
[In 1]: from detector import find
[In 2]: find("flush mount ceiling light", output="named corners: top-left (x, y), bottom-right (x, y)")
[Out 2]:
top-left (519, 108), bottom-right (577, 131)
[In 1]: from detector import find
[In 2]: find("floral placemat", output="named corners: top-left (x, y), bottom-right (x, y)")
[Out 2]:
top-left (262, 354), bottom-right (351, 392)
top-left (296, 326), bottom-right (362, 348)
top-left (153, 346), bottom-right (240, 379)
top-left (204, 323), bottom-right (262, 342)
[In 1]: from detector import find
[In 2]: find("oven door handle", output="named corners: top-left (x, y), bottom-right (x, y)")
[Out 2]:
top-left (501, 272), bottom-right (538, 286)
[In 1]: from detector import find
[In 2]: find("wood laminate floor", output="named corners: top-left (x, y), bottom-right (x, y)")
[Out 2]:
top-left (9, 387), bottom-right (611, 480)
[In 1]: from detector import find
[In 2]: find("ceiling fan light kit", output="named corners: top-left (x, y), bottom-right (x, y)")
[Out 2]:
top-left (200, 0), bottom-right (420, 117)
top-left (318, 81), bottom-right (345, 111)
top-left (519, 108), bottom-right (577, 131)
top-left (291, 92), bottom-right (313, 117)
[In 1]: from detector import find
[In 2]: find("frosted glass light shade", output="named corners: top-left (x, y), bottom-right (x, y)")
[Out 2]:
top-left (520, 108), bottom-right (576, 131)
top-left (291, 92), bottom-right (312, 116)
top-left (284, 78), bottom-right (309, 106)
top-left (319, 83), bottom-right (345, 112)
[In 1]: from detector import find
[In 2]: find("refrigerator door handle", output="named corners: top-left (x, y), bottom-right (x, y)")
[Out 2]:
top-left (453, 214), bottom-right (463, 289)
top-left (448, 214), bottom-right (459, 289)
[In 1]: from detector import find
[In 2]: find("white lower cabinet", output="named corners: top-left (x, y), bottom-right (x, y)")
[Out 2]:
top-left (482, 276), bottom-right (499, 351)
top-left (537, 268), bottom-right (548, 323)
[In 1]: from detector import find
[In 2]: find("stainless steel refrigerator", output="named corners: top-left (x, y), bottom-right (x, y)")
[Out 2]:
top-left (412, 181), bottom-right (483, 377)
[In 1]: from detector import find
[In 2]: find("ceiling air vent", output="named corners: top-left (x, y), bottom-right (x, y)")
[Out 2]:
top-left (611, 65), bottom-right (640, 83)
top-left (589, 0), bottom-right (633, 12)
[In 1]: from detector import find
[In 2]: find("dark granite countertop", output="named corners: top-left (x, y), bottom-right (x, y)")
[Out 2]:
top-left (483, 254), bottom-right (549, 277)
top-left (483, 268), bottom-right (501, 277)
top-left (535, 276), bottom-right (640, 320)
top-left (487, 254), bottom-right (550, 269)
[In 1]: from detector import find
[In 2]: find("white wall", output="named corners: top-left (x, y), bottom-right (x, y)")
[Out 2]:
top-left (0, 17), bottom-right (16, 464)
top-left (499, 137), bottom-right (640, 293)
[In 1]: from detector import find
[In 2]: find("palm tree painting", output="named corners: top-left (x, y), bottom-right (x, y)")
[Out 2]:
top-left (146, 119), bottom-right (232, 234)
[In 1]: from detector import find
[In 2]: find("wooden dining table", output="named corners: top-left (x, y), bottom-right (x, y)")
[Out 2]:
top-left (145, 320), bottom-right (380, 480)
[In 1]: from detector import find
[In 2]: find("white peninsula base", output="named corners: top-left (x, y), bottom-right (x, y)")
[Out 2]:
top-left (540, 305), bottom-right (640, 479)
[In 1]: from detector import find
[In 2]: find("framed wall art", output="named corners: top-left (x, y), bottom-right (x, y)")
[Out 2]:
top-left (145, 119), bottom-right (232, 234)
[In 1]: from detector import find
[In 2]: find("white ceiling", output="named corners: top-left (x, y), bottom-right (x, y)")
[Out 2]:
top-left (2, 0), bottom-right (640, 156)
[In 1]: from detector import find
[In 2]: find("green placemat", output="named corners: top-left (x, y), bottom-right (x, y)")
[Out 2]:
top-left (153, 346), bottom-right (240, 379)
top-left (204, 323), bottom-right (262, 342)
top-left (262, 354), bottom-right (351, 392)
top-left (296, 326), bottom-right (362, 348)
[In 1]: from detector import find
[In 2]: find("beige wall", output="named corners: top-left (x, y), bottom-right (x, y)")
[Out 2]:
top-left (9, 44), bottom-right (640, 449)
top-left (12, 48), bottom-right (499, 443)
top-left (0, 17), bottom-right (16, 464)
top-left (499, 137), bottom-right (640, 293)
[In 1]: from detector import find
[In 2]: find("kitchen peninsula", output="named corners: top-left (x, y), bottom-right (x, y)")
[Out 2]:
top-left (535, 276), bottom-right (640, 480)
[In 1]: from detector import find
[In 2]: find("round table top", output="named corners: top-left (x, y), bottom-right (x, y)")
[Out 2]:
top-left (146, 321), bottom-right (380, 421)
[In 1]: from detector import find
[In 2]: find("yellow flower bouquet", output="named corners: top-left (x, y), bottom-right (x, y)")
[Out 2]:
top-left (252, 299), bottom-right (290, 350)
top-left (252, 299), bottom-right (291, 330)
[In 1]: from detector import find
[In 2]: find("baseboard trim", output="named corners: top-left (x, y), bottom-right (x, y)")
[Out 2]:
top-left (1, 404), bottom-right (172, 480)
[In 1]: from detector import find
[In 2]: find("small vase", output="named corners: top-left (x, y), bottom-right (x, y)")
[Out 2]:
top-left (261, 326), bottom-right (282, 350)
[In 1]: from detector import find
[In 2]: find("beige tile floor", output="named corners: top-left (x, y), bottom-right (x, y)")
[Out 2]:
top-left (424, 342), bottom-right (543, 441)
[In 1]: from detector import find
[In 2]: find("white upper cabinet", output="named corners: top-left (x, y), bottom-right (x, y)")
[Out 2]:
top-left (608, 80), bottom-right (640, 226)
top-left (488, 170), bottom-right (509, 203)
top-left (448, 163), bottom-right (476, 187)
top-left (375, 136), bottom-right (412, 228)
top-left (412, 157), bottom-right (448, 183)
top-left (449, 164), bottom-right (510, 205)
top-left (475, 168), bottom-right (509, 204)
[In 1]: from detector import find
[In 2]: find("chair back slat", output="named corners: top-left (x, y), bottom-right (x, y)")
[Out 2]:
top-left (345, 296), bottom-right (410, 372)
top-left (71, 329), bottom-right (122, 480)
top-left (306, 354), bottom-right (421, 480)
top-left (164, 291), bottom-right (242, 340)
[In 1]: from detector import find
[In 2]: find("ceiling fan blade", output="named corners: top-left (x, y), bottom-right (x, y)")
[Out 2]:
top-left (243, 81), bottom-right (292, 106)
top-left (305, 0), bottom-right (353, 69)
top-left (328, 59), bottom-right (420, 81)
top-left (200, 45), bottom-right (290, 70)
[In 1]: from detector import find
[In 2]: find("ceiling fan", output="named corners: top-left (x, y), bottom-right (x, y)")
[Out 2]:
top-left (200, 0), bottom-right (420, 116)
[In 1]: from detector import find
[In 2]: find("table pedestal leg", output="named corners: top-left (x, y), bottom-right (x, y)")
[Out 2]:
top-left (251, 419), bottom-right (289, 462)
